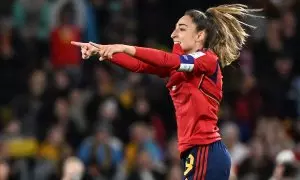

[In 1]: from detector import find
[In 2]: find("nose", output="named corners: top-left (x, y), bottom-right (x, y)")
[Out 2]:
top-left (171, 29), bottom-right (177, 39)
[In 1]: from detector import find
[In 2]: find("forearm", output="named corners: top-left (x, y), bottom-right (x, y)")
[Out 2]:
top-left (109, 53), bottom-right (169, 77)
top-left (110, 53), bottom-right (147, 72)
top-left (124, 46), bottom-right (180, 70)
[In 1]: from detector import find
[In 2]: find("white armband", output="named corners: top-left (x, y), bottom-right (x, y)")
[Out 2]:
top-left (177, 52), bottom-right (205, 72)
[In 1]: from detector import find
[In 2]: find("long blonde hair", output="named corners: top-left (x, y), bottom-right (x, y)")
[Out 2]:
top-left (185, 4), bottom-right (262, 67)
top-left (206, 4), bottom-right (262, 67)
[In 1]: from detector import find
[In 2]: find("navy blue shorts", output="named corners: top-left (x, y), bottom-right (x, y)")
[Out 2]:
top-left (180, 140), bottom-right (231, 180)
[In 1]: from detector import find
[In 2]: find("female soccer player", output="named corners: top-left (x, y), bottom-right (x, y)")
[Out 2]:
top-left (72, 4), bottom-right (260, 180)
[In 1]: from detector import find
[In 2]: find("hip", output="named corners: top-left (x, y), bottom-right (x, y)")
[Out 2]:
top-left (180, 140), bottom-right (231, 180)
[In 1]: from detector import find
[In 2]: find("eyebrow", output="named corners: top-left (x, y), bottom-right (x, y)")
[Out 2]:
top-left (178, 23), bottom-right (188, 27)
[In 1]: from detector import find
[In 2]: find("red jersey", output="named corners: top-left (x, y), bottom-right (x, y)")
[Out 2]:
top-left (109, 44), bottom-right (222, 154)
top-left (51, 25), bottom-right (81, 69)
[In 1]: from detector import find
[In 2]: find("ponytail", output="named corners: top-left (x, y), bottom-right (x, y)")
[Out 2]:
top-left (205, 4), bottom-right (262, 67)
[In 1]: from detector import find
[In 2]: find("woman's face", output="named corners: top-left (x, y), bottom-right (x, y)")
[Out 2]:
top-left (171, 15), bottom-right (202, 54)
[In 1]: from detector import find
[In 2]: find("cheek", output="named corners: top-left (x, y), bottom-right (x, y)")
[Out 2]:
top-left (181, 37), bottom-right (194, 50)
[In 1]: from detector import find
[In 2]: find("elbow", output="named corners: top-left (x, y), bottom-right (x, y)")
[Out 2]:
top-left (129, 62), bottom-right (144, 73)
top-left (134, 64), bottom-right (146, 73)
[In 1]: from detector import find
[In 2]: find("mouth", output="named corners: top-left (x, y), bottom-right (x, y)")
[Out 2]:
top-left (173, 41), bottom-right (181, 44)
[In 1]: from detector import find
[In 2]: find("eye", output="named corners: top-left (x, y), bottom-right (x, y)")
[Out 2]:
top-left (179, 28), bottom-right (186, 31)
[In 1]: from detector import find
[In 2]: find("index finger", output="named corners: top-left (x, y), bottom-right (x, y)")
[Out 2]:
top-left (89, 42), bottom-right (102, 49)
top-left (71, 41), bottom-right (87, 47)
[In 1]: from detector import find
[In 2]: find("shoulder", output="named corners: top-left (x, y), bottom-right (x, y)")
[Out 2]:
top-left (206, 49), bottom-right (218, 59)
top-left (201, 49), bottom-right (218, 61)
top-left (178, 51), bottom-right (206, 65)
top-left (184, 49), bottom-right (218, 61)
top-left (177, 50), bottom-right (218, 73)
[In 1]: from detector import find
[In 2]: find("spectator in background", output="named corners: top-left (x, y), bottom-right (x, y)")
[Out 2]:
top-left (85, 66), bottom-right (115, 128)
top-left (51, 70), bottom-right (72, 98)
top-left (11, 69), bottom-right (47, 137)
top-left (53, 97), bottom-right (83, 149)
top-left (34, 125), bottom-right (70, 180)
top-left (127, 150), bottom-right (164, 180)
top-left (233, 74), bottom-right (262, 141)
top-left (62, 156), bottom-right (85, 180)
top-left (0, 119), bottom-right (39, 180)
top-left (131, 96), bottom-right (166, 148)
top-left (263, 118), bottom-right (295, 158)
top-left (269, 149), bottom-right (299, 180)
top-left (253, 19), bottom-right (282, 77)
top-left (117, 73), bottom-right (142, 110)
top-left (164, 136), bottom-right (181, 180)
top-left (34, 70), bottom-right (75, 141)
top-left (96, 97), bottom-right (134, 147)
top-left (50, 0), bottom-right (86, 30)
top-left (50, 2), bottom-right (81, 74)
top-left (165, 164), bottom-right (182, 180)
top-left (238, 137), bottom-right (275, 180)
top-left (221, 122), bottom-right (249, 173)
top-left (165, 136), bottom-right (180, 166)
top-left (123, 122), bottom-right (163, 177)
top-left (12, 0), bottom-right (51, 62)
top-left (261, 53), bottom-right (296, 118)
top-left (281, 7), bottom-right (300, 74)
top-left (2, 120), bottom-right (38, 158)
top-left (78, 123), bottom-right (122, 179)
top-left (281, 10), bottom-right (297, 56)
top-left (68, 88), bottom-right (89, 136)
top-left (0, 161), bottom-right (10, 180)
top-left (102, 0), bottom-right (137, 44)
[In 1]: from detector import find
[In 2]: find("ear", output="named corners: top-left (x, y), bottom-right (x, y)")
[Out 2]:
top-left (196, 30), bottom-right (206, 43)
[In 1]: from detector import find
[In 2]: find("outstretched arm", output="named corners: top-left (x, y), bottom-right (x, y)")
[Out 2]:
top-left (90, 42), bottom-right (218, 75)
top-left (70, 41), bottom-right (171, 78)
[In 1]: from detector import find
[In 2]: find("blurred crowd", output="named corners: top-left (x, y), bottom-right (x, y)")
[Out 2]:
top-left (0, 0), bottom-right (300, 179)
